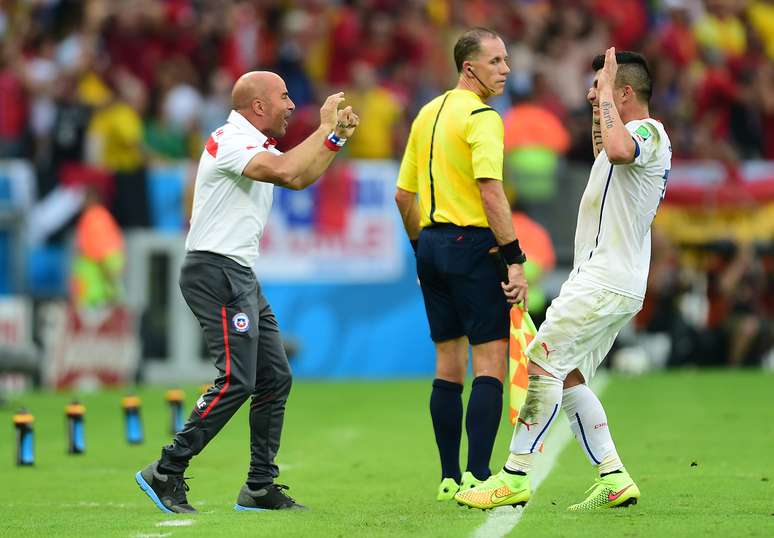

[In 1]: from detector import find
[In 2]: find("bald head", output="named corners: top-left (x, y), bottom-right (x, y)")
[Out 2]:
top-left (231, 70), bottom-right (295, 138)
top-left (231, 71), bottom-right (285, 110)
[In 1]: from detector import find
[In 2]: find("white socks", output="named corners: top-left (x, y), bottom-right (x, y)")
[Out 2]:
top-left (506, 375), bottom-right (563, 473)
top-left (562, 384), bottom-right (623, 475)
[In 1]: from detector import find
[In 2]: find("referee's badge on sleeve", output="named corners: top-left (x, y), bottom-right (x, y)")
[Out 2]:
top-left (232, 312), bottom-right (250, 333)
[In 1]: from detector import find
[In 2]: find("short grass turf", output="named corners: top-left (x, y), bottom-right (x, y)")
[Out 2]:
top-left (0, 369), bottom-right (772, 538)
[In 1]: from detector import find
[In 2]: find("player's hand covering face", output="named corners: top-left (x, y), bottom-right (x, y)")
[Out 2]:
top-left (596, 47), bottom-right (619, 91)
top-left (587, 82), bottom-right (599, 120)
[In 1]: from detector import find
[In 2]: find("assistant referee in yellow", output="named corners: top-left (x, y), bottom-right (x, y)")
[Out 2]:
top-left (395, 27), bottom-right (529, 501)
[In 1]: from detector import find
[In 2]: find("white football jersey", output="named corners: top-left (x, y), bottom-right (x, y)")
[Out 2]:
top-left (570, 118), bottom-right (672, 300)
top-left (186, 111), bottom-right (280, 267)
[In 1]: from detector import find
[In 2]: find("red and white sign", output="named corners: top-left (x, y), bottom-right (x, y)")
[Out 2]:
top-left (0, 296), bottom-right (32, 348)
top-left (41, 303), bottom-right (140, 389)
top-left (255, 160), bottom-right (404, 283)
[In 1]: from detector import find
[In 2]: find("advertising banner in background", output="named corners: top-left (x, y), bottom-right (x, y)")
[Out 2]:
top-left (255, 160), bottom-right (403, 283)
top-left (41, 303), bottom-right (140, 389)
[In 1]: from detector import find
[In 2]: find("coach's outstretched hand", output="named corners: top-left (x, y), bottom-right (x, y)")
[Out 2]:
top-left (334, 106), bottom-right (360, 138)
top-left (320, 92), bottom-right (346, 131)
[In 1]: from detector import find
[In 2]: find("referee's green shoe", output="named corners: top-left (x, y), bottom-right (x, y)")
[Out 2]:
top-left (567, 469), bottom-right (640, 511)
top-left (459, 471), bottom-right (483, 493)
top-left (437, 478), bottom-right (459, 501)
top-left (437, 471), bottom-right (483, 501)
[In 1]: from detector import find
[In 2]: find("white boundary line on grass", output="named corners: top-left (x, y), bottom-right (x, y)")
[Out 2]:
top-left (156, 519), bottom-right (194, 527)
top-left (471, 373), bottom-right (610, 538)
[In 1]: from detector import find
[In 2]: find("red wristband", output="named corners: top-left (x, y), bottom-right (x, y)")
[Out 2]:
top-left (324, 138), bottom-right (342, 152)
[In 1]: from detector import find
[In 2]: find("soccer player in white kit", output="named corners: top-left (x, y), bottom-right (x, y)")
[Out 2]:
top-left (456, 48), bottom-right (672, 511)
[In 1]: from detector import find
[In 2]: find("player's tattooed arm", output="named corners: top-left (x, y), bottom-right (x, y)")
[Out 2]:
top-left (596, 48), bottom-right (636, 164)
top-left (592, 115), bottom-right (603, 158)
top-left (601, 101), bottom-right (615, 129)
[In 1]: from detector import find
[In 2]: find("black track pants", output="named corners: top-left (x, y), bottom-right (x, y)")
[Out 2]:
top-left (159, 251), bottom-right (292, 484)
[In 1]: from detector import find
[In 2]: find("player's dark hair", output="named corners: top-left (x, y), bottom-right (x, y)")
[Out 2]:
top-left (454, 27), bottom-right (500, 73)
top-left (591, 51), bottom-right (652, 104)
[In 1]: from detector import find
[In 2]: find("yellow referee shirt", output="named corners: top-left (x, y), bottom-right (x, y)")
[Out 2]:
top-left (397, 89), bottom-right (504, 228)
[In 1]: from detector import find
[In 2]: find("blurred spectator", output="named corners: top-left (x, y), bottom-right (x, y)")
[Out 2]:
top-left (754, 61), bottom-right (774, 159)
top-left (51, 75), bottom-right (91, 167)
top-left (657, 2), bottom-right (699, 68)
top-left (344, 62), bottom-right (404, 159)
top-left (86, 70), bottom-right (149, 228)
top-left (635, 229), bottom-right (700, 367)
top-left (24, 36), bottom-right (60, 164)
top-left (639, 235), bottom-right (773, 369)
top-left (274, 10), bottom-right (316, 110)
top-left (692, 52), bottom-right (741, 160)
top-left (502, 75), bottom-right (570, 228)
top-left (694, 0), bottom-right (747, 61)
top-left (0, 44), bottom-right (27, 159)
top-left (70, 185), bottom-right (125, 309)
top-left (534, 6), bottom-right (608, 114)
top-left (510, 205), bottom-right (556, 325)
top-left (327, 1), bottom-right (361, 85)
top-left (145, 59), bottom-right (203, 162)
top-left (86, 70), bottom-right (145, 173)
top-left (705, 241), bottom-right (772, 367)
top-left (747, 0), bottom-right (774, 61)
top-left (594, 0), bottom-right (648, 51)
top-left (200, 70), bottom-right (233, 139)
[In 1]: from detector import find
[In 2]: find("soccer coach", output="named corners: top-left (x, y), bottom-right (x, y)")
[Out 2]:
top-left (395, 27), bottom-right (529, 500)
top-left (136, 71), bottom-right (359, 513)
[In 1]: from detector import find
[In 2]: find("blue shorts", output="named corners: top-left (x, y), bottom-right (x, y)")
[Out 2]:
top-left (416, 224), bottom-right (509, 345)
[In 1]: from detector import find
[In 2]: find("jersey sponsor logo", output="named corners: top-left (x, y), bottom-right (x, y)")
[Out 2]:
top-left (593, 422), bottom-right (608, 430)
top-left (232, 312), bottom-right (250, 333)
top-left (607, 484), bottom-right (633, 501)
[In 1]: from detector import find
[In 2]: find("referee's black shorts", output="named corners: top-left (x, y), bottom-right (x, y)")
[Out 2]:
top-left (416, 224), bottom-right (509, 345)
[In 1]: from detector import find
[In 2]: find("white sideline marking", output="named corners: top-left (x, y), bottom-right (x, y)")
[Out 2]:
top-left (156, 519), bottom-right (194, 527)
top-left (471, 374), bottom-right (610, 538)
top-left (134, 534), bottom-right (171, 538)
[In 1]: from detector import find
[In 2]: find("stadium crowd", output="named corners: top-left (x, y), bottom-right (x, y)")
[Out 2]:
top-left (0, 0), bottom-right (771, 367)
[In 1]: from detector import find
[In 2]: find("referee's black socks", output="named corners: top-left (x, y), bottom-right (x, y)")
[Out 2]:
top-left (430, 378), bottom-right (463, 483)
top-left (465, 376), bottom-right (503, 481)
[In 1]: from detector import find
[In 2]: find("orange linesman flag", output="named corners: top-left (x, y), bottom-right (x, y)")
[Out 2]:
top-left (509, 305), bottom-right (537, 425)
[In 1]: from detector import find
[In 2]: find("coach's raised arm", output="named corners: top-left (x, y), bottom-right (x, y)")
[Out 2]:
top-left (231, 72), bottom-right (359, 190)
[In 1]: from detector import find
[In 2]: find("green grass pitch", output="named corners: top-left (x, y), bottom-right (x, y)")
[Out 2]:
top-left (1, 370), bottom-right (772, 537)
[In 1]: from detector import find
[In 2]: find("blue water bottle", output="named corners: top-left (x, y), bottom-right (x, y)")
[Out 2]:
top-left (13, 408), bottom-right (34, 466)
top-left (122, 395), bottom-right (144, 444)
top-left (165, 389), bottom-right (185, 434)
top-left (66, 401), bottom-right (86, 454)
